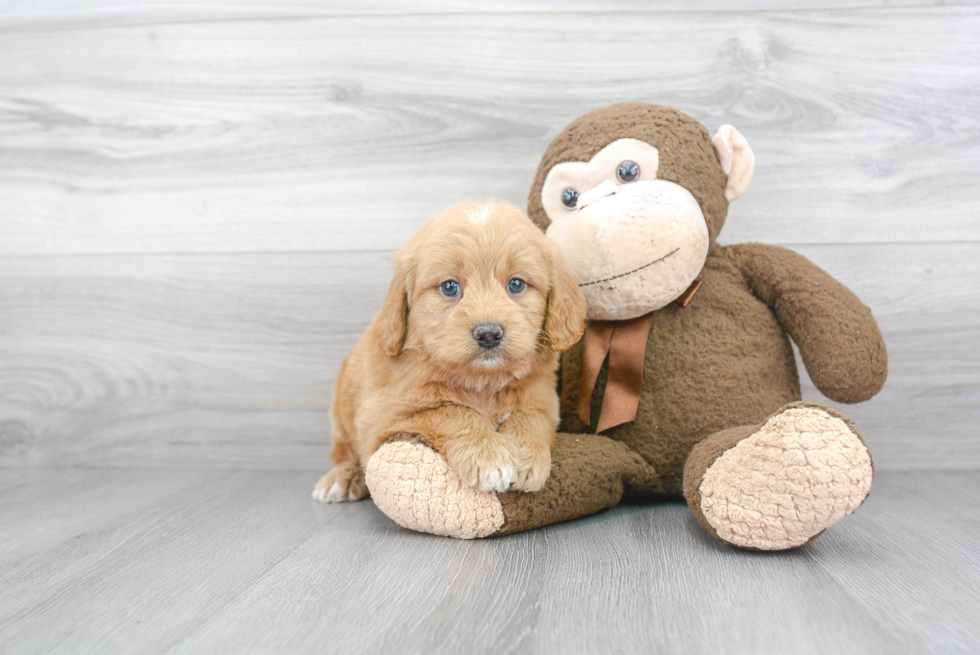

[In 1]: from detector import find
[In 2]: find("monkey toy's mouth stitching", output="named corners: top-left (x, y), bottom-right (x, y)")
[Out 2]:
top-left (578, 248), bottom-right (680, 288)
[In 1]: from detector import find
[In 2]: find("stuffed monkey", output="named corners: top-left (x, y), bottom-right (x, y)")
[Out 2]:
top-left (364, 103), bottom-right (887, 550)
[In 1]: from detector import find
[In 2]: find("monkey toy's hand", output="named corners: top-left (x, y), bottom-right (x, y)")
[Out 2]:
top-left (727, 243), bottom-right (887, 403)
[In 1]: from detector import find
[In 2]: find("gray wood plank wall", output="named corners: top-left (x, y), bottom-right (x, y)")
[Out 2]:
top-left (1, 2), bottom-right (978, 470)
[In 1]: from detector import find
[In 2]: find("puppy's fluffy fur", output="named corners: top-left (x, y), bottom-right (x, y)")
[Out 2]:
top-left (313, 200), bottom-right (587, 503)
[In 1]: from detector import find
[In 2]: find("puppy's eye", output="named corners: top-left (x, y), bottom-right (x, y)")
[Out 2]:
top-left (507, 278), bottom-right (526, 295)
top-left (561, 188), bottom-right (579, 209)
top-left (440, 280), bottom-right (460, 298)
top-left (616, 160), bottom-right (640, 183)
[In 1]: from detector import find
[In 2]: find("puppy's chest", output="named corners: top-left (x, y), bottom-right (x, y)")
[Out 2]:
top-left (452, 389), bottom-right (518, 428)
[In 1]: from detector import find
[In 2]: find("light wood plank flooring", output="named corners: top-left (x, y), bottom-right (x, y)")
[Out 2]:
top-left (1, 469), bottom-right (977, 654)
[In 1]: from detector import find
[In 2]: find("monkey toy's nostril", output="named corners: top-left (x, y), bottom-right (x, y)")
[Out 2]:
top-left (472, 322), bottom-right (504, 349)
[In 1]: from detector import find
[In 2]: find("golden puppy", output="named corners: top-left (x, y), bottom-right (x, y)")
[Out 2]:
top-left (312, 200), bottom-right (587, 503)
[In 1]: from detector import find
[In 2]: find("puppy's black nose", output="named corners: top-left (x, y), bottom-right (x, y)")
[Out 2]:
top-left (472, 322), bottom-right (504, 349)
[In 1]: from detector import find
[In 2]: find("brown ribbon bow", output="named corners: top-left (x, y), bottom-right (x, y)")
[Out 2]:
top-left (578, 280), bottom-right (702, 433)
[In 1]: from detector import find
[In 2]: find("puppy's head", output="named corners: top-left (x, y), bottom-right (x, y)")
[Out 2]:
top-left (376, 201), bottom-right (586, 379)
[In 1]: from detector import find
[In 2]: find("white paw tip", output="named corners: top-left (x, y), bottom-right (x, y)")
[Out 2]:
top-left (481, 467), bottom-right (515, 492)
top-left (324, 481), bottom-right (345, 503)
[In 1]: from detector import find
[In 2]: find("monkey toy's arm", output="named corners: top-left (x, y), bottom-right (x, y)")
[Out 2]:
top-left (726, 243), bottom-right (888, 403)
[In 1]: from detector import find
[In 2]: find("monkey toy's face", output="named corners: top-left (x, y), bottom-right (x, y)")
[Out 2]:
top-left (529, 103), bottom-right (754, 321)
top-left (540, 138), bottom-right (710, 320)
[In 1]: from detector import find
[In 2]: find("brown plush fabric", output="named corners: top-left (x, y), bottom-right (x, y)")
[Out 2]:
top-left (559, 243), bottom-right (803, 495)
top-left (529, 103), bottom-right (885, 543)
top-left (532, 104), bottom-right (886, 500)
top-left (494, 431), bottom-right (660, 536)
top-left (556, 241), bottom-right (886, 496)
top-left (527, 103), bottom-right (730, 243)
top-left (727, 244), bottom-right (888, 403)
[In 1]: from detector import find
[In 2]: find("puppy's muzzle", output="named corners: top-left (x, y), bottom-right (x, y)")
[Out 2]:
top-left (472, 322), bottom-right (504, 349)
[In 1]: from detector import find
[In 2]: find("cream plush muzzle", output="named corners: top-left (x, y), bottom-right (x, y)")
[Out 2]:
top-left (545, 180), bottom-right (709, 321)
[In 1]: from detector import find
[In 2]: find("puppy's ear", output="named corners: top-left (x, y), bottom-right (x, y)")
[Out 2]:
top-left (544, 243), bottom-right (588, 352)
top-left (376, 257), bottom-right (411, 357)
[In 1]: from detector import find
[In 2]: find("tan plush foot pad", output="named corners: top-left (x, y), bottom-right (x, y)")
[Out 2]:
top-left (365, 439), bottom-right (505, 539)
top-left (699, 406), bottom-right (873, 550)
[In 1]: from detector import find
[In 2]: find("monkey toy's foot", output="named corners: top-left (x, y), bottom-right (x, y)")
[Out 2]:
top-left (365, 434), bottom-right (507, 539)
top-left (365, 432), bottom-right (655, 539)
top-left (684, 402), bottom-right (874, 551)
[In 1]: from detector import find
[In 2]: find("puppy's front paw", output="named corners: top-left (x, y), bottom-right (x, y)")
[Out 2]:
top-left (446, 439), bottom-right (519, 493)
top-left (480, 466), bottom-right (517, 493)
top-left (312, 463), bottom-right (368, 503)
top-left (515, 446), bottom-right (551, 492)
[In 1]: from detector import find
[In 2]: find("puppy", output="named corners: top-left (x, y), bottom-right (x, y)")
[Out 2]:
top-left (312, 200), bottom-right (587, 503)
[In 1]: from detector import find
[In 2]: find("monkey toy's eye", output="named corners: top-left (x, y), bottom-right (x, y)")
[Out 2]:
top-left (561, 188), bottom-right (579, 209)
top-left (507, 278), bottom-right (526, 295)
top-left (616, 160), bottom-right (640, 183)
top-left (440, 280), bottom-right (460, 298)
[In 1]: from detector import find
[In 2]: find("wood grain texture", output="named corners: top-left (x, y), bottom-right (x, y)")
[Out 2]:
top-left (793, 242), bottom-right (980, 469)
top-left (1, 242), bottom-right (977, 470)
top-left (0, 467), bottom-right (218, 568)
top-left (0, 251), bottom-right (387, 468)
top-left (811, 472), bottom-right (980, 653)
top-left (0, 469), bottom-right (977, 654)
top-left (0, 4), bottom-right (977, 471)
top-left (4, 0), bottom-right (976, 31)
top-left (1, 7), bottom-right (978, 254)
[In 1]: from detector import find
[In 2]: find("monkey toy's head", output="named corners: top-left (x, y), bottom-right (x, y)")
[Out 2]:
top-left (528, 103), bottom-right (755, 321)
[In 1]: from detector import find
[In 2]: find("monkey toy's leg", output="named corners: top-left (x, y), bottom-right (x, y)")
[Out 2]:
top-left (683, 401), bottom-right (874, 550)
top-left (365, 432), bottom-right (659, 539)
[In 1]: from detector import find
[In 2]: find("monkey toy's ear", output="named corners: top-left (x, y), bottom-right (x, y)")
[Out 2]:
top-left (712, 125), bottom-right (755, 202)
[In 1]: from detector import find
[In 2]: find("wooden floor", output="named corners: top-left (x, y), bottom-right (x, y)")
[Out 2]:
top-left (0, 469), bottom-right (977, 655)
